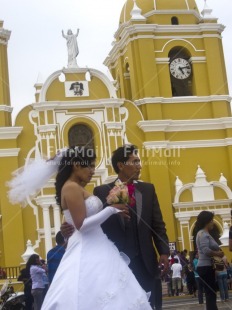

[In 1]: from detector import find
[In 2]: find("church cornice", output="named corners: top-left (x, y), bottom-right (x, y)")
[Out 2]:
top-left (173, 205), bottom-right (232, 216)
top-left (0, 105), bottom-right (13, 112)
top-left (105, 23), bottom-right (225, 67)
top-left (135, 95), bottom-right (231, 106)
top-left (0, 127), bottom-right (23, 139)
top-left (33, 99), bottom-right (124, 111)
top-left (143, 138), bottom-right (232, 150)
top-left (138, 117), bottom-right (232, 133)
top-left (0, 148), bottom-right (20, 157)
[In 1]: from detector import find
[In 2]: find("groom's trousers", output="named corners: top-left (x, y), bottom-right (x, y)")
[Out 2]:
top-left (129, 255), bottom-right (162, 309)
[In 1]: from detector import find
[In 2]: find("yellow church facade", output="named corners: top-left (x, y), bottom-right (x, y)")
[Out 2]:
top-left (0, 0), bottom-right (232, 268)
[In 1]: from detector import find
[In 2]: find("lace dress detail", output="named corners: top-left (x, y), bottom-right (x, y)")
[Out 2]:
top-left (42, 196), bottom-right (151, 310)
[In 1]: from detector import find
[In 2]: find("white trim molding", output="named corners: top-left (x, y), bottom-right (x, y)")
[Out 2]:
top-left (190, 56), bottom-right (206, 63)
top-left (143, 138), bottom-right (232, 149)
top-left (135, 95), bottom-right (232, 106)
top-left (0, 148), bottom-right (20, 157)
top-left (0, 127), bottom-right (23, 139)
top-left (33, 98), bottom-right (124, 111)
top-left (38, 125), bottom-right (57, 133)
top-left (174, 204), bottom-right (232, 217)
top-left (0, 105), bottom-right (13, 112)
top-left (105, 122), bottom-right (124, 130)
top-left (156, 58), bottom-right (170, 64)
top-left (138, 117), bottom-right (232, 133)
top-left (35, 195), bottom-right (56, 207)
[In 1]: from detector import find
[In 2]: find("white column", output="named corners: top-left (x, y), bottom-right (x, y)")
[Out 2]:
top-left (153, 0), bottom-right (157, 10)
top-left (53, 204), bottom-right (61, 235)
top-left (42, 205), bottom-right (52, 254)
top-left (179, 217), bottom-right (190, 250)
top-left (185, 0), bottom-right (190, 10)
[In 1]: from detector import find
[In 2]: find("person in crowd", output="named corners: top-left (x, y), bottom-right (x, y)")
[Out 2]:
top-left (17, 264), bottom-right (34, 310)
top-left (180, 251), bottom-right (189, 268)
top-left (229, 222), bottom-right (232, 251)
top-left (185, 263), bottom-right (196, 297)
top-left (192, 251), bottom-right (204, 304)
top-left (46, 231), bottom-right (66, 284)
top-left (216, 255), bottom-right (229, 302)
top-left (40, 260), bottom-right (49, 298)
top-left (27, 254), bottom-right (46, 310)
top-left (171, 258), bottom-right (182, 296)
top-left (178, 251), bottom-right (188, 295)
top-left (226, 262), bottom-right (232, 290)
top-left (169, 253), bottom-right (175, 266)
top-left (61, 145), bottom-right (170, 309)
top-left (174, 251), bottom-right (181, 264)
top-left (163, 266), bottom-right (173, 297)
top-left (184, 249), bottom-right (190, 261)
top-left (195, 211), bottom-right (224, 310)
top-left (0, 267), bottom-right (7, 279)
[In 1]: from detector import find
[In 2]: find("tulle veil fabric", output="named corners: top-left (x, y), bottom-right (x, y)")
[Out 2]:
top-left (7, 149), bottom-right (67, 206)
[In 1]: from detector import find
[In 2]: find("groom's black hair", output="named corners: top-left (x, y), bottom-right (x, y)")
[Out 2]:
top-left (111, 144), bottom-right (138, 174)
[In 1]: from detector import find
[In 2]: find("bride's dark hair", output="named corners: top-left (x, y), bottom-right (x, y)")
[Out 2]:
top-left (55, 146), bottom-right (96, 208)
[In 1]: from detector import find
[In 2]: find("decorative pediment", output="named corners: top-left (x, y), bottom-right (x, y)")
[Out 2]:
top-left (174, 165), bottom-right (232, 204)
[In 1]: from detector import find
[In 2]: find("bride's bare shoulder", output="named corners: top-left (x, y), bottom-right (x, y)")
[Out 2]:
top-left (62, 181), bottom-right (82, 193)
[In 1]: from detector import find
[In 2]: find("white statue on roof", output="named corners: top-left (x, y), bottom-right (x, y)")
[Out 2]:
top-left (62, 29), bottom-right (79, 68)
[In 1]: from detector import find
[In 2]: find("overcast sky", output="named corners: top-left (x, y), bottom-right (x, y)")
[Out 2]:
top-left (0, 0), bottom-right (231, 121)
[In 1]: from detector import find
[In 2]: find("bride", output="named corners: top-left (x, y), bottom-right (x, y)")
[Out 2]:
top-left (8, 147), bottom-right (152, 310)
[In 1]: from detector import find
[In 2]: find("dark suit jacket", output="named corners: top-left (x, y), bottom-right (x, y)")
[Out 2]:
top-left (93, 180), bottom-right (169, 277)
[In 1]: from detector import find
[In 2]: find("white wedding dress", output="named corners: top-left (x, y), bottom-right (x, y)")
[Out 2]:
top-left (42, 196), bottom-right (152, 310)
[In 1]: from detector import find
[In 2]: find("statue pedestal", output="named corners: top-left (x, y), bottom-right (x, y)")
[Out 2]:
top-left (21, 240), bottom-right (39, 264)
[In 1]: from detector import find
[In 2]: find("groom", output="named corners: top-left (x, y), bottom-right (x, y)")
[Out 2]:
top-left (61, 145), bottom-right (169, 309)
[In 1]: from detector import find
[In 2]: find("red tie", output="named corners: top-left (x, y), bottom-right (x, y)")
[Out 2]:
top-left (127, 183), bottom-right (136, 207)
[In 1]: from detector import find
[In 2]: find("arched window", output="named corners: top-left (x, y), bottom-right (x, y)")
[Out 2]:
top-left (171, 17), bottom-right (179, 25)
top-left (68, 124), bottom-right (95, 149)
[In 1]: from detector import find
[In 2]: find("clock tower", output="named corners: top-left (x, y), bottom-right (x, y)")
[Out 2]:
top-left (105, 0), bottom-right (232, 251)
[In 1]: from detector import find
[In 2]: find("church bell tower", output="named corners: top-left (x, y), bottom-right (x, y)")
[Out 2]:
top-left (104, 0), bottom-right (232, 251)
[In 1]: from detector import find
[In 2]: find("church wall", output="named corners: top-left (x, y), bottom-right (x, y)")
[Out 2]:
top-left (165, 129), bottom-right (226, 141)
top-left (203, 36), bottom-right (229, 96)
top-left (0, 157), bottom-right (24, 266)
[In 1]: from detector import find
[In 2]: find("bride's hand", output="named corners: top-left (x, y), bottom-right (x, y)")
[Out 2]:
top-left (112, 204), bottom-right (130, 219)
top-left (60, 221), bottom-right (75, 238)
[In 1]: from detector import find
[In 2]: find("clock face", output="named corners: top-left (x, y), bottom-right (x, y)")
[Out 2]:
top-left (170, 58), bottom-right (191, 80)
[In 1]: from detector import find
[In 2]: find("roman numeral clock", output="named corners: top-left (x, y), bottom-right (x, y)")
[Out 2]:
top-left (169, 57), bottom-right (192, 96)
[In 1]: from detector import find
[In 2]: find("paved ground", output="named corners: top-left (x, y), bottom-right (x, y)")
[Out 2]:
top-left (162, 295), bottom-right (232, 309)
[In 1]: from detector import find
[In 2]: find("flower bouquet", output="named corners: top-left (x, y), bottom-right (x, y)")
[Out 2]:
top-left (106, 180), bottom-right (130, 205)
